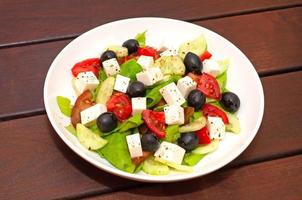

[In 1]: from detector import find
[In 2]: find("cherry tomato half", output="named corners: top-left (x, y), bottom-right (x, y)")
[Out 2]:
top-left (200, 51), bottom-right (212, 61)
top-left (142, 110), bottom-right (166, 139)
top-left (106, 93), bottom-right (132, 121)
top-left (202, 103), bottom-right (229, 124)
top-left (71, 58), bottom-right (101, 77)
top-left (196, 127), bottom-right (211, 144)
top-left (137, 46), bottom-right (159, 60)
top-left (188, 73), bottom-right (221, 100)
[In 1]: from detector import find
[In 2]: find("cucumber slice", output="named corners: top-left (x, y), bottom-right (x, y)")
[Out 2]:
top-left (106, 45), bottom-right (128, 57)
top-left (96, 77), bottom-right (115, 104)
top-left (76, 124), bottom-right (107, 150)
top-left (217, 58), bottom-right (230, 76)
top-left (180, 116), bottom-right (206, 133)
top-left (226, 113), bottom-right (241, 134)
top-left (154, 56), bottom-right (185, 76)
top-left (192, 140), bottom-right (219, 154)
top-left (142, 157), bottom-right (170, 175)
top-left (155, 157), bottom-right (193, 172)
top-left (178, 35), bottom-right (207, 59)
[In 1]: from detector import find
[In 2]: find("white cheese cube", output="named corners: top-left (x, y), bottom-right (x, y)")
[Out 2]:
top-left (114, 74), bottom-right (130, 93)
top-left (207, 116), bottom-right (226, 139)
top-left (177, 76), bottom-right (197, 98)
top-left (73, 71), bottom-right (100, 95)
top-left (154, 141), bottom-right (185, 165)
top-left (159, 82), bottom-right (186, 106)
top-left (137, 55), bottom-right (154, 71)
top-left (202, 59), bottom-right (221, 77)
top-left (80, 104), bottom-right (107, 126)
top-left (126, 133), bottom-right (143, 158)
top-left (159, 49), bottom-right (177, 57)
top-left (136, 67), bottom-right (163, 86)
top-left (131, 97), bottom-right (146, 115)
top-left (102, 58), bottom-right (120, 76)
top-left (164, 105), bottom-right (184, 125)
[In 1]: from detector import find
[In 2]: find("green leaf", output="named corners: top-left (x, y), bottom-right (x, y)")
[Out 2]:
top-left (98, 68), bottom-right (108, 82)
top-left (65, 124), bottom-right (76, 136)
top-left (120, 59), bottom-right (143, 80)
top-left (119, 114), bottom-right (144, 132)
top-left (134, 162), bottom-right (144, 173)
top-left (97, 132), bottom-right (136, 173)
top-left (164, 125), bottom-right (180, 143)
top-left (153, 104), bottom-right (167, 111)
top-left (56, 96), bottom-right (72, 117)
top-left (135, 31), bottom-right (147, 47)
top-left (216, 71), bottom-right (227, 92)
top-left (190, 111), bottom-right (202, 123)
top-left (183, 153), bottom-right (205, 166)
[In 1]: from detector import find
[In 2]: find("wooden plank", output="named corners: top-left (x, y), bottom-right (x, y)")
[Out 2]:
top-left (86, 155), bottom-right (302, 200)
top-left (1, 72), bottom-right (301, 200)
top-left (1, 8), bottom-right (302, 118)
top-left (0, 0), bottom-right (301, 45)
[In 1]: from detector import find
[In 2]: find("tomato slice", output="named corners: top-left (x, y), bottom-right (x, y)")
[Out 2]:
top-left (132, 151), bottom-right (151, 165)
top-left (142, 110), bottom-right (166, 139)
top-left (71, 58), bottom-right (101, 77)
top-left (196, 127), bottom-right (211, 144)
top-left (106, 93), bottom-right (132, 121)
top-left (202, 103), bottom-right (229, 124)
top-left (188, 73), bottom-right (221, 100)
top-left (137, 46), bottom-right (159, 60)
top-left (200, 51), bottom-right (212, 61)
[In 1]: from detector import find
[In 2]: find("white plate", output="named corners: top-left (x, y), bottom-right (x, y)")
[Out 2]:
top-left (44, 17), bottom-right (264, 182)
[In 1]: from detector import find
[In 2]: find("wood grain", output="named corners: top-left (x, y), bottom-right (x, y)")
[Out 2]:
top-left (1, 72), bottom-right (302, 200)
top-left (0, 8), bottom-right (301, 118)
top-left (0, 0), bottom-right (301, 45)
top-left (86, 155), bottom-right (302, 200)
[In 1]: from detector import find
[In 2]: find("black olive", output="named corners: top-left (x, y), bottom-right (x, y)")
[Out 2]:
top-left (100, 50), bottom-right (117, 62)
top-left (96, 112), bottom-right (118, 132)
top-left (141, 133), bottom-right (160, 152)
top-left (122, 39), bottom-right (139, 54)
top-left (220, 92), bottom-right (240, 113)
top-left (127, 81), bottom-right (146, 97)
top-left (184, 52), bottom-right (203, 73)
top-left (178, 132), bottom-right (199, 151)
top-left (187, 89), bottom-right (206, 110)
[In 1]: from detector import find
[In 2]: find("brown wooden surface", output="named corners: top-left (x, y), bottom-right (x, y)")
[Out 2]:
top-left (0, 0), bottom-right (301, 46)
top-left (86, 155), bottom-right (302, 200)
top-left (1, 7), bottom-right (302, 118)
top-left (1, 72), bottom-right (301, 200)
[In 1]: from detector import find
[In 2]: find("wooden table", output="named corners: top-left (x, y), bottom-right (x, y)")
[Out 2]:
top-left (1, 1), bottom-right (302, 199)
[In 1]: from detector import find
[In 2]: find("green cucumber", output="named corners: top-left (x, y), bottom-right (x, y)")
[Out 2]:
top-left (96, 77), bottom-right (115, 104)
top-left (192, 140), bottom-right (219, 154)
top-left (226, 113), bottom-right (241, 134)
top-left (106, 45), bottom-right (128, 57)
top-left (180, 116), bottom-right (206, 133)
top-left (178, 35), bottom-right (207, 59)
top-left (155, 157), bottom-right (193, 172)
top-left (76, 124), bottom-right (107, 150)
top-left (142, 157), bottom-right (169, 175)
top-left (154, 56), bottom-right (185, 76)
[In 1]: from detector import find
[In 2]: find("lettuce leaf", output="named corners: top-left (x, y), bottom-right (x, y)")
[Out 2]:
top-left (164, 125), bottom-right (180, 143)
top-left (56, 96), bottom-right (72, 117)
top-left (119, 114), bottom-right (144, 132)
top-left (65, 124), bottom-right (76, 136)
top-left (135, 31), bottom-right (147, 47)
top-left (183, 153), bottom-right (205, 166)
top-left (120, 59), bottom-right (143, 80)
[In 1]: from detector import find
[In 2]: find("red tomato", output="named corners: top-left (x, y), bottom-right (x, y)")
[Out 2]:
top-left (142, 110), bottom-right (166, 139)
top-left (137, 47), bottom-right (159, 60)
top-left (71, 58), bottom-right (101, 77)
top-left (202, 103), bottom-right (229, 124)
top-left (200, 51), bottom-right (212, 61)
top-left (188, 73), bottom-right (221, 100)
top-left (106, 93), bottom-right (132, 121)
top-left (196, 127), bottom-right (211, 144)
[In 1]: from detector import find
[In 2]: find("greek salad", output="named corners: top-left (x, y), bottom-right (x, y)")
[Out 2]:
top-left (57, 31), bottom-right (241, 175)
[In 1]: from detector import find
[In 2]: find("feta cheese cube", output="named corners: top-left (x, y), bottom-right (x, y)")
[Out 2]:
top-left (164, 105), bottom-right (184, 125)
top-left (136, 67), bottom-right (163, 86)
top-left (154, 141), bottom-right (185, 165)
top-left (159, 49), bottom-right (178, 57)
top-left (207, 116), bottom-right (226, 139)
top-left (114, 74), bottom-right (130, 93)
top-left (131, 97), bottom-right (146, 115)
top-left (159, 82), bottom-right (186, 106)
top-left (202, 59), bottom-right (221, 77)
top-left (73, 71), bottom-right (99, 95)
top-left (102, 58), bottom-right (120, 76)
top-left (177, 76), bottom-right (197, 98)
top-left (126, 133), bottom-right (143, 158)
top-left (137, 55), bottom-right (154, 71)
top-left (80, 104), bottom-right (107, 126)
